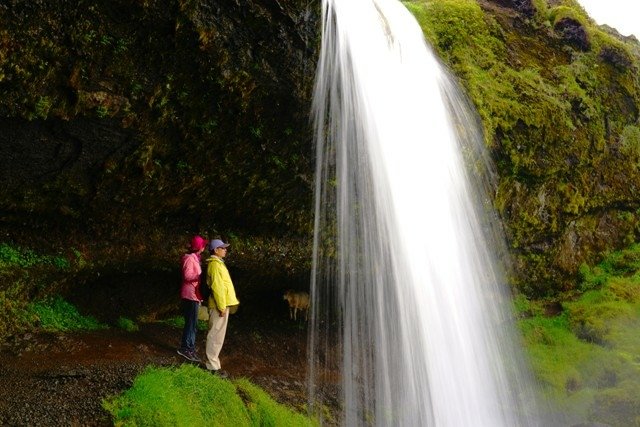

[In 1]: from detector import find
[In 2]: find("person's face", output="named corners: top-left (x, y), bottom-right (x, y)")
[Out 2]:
top-left (215, 246), bottom-right (228, 258)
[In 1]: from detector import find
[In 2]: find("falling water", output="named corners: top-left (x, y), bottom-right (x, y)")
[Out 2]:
top-left (308, 0), bottom-right (540, 425)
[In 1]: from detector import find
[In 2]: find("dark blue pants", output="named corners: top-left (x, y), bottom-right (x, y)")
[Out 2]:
top-left (180, 299), bottom-right (199, 352)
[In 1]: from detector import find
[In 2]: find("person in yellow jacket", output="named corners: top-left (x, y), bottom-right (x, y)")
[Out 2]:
top-left (204, 239), bottom-right (239, 378)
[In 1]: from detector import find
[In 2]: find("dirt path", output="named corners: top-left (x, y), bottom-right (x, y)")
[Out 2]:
top-left (0, 316), bottom-right (310, 426)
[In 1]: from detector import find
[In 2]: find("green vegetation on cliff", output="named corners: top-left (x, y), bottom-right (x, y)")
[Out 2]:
top-left (0, 243), bottom-right (76, 338)
top-left (517, 242), bottom-right (640, 425)
top-left (406, 0), bottom-right (640, 295)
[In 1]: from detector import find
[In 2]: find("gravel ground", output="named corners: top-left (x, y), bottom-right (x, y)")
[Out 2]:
top-left (0, 318), bottom-right (313, 426)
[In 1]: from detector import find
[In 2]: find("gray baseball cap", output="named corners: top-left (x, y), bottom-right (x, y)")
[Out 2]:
top-left (208, 239), bottom-right (230, 251)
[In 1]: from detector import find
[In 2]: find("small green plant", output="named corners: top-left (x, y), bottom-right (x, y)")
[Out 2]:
top-left (160, 316), bottom-right (183, 329)
top-left (114, 38), bottom-right (128, 54)
top-left (96, 105), bottom-right (110, 118)
top-left (29, 296), bottom-right (106, 332)
top-left (131, 82), bottom-right (143, 94)
top-left (34, 96), bottom-right (52, 119)
top-left (176, 160), bottom-right (188, 171)
top-left (99, 34), bottom-right (113, 46)
top-left (578, 263), bottom-right (608, 291)
top-left (72, 248), bottom-right (87, 269)
top-left (250, 126), bottom-right (262, 138)
top-left (199, 119), bottom-right (218, 134)
top-left (116, 317), bottom-right (139, 332)
top-left (83, 29), bottom-right (97, 44)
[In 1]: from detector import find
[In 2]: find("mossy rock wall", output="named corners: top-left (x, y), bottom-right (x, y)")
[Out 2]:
top-left (407, 0), bottom-right (640, 295)
top-left (0, 0), bottom-right (317, 243)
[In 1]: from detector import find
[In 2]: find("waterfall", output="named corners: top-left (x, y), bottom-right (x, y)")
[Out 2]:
top-left (308, 0), bottom-right (540, 425)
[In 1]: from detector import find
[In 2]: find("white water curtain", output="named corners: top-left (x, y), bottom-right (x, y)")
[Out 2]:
top-left (309, 0), bottom-right (540, 425)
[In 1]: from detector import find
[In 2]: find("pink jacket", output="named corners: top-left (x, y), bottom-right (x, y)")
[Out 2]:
top-left (180, 253), bottom-right (202, 301)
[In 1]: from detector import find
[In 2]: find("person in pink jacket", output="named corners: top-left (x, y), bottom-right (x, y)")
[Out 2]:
top-left (177, 235), bottom-right (206, 362)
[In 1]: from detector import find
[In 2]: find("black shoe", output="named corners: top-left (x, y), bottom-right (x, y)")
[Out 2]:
top-left (177, 349), bottom-right (201, 363)
top-left (187, 351), bottom-right (202, 363)
top-left (211, 369), bottom-right (229, 379)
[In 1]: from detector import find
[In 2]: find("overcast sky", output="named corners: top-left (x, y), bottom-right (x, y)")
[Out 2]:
top-left (575, 0), bottom-right (640, 38)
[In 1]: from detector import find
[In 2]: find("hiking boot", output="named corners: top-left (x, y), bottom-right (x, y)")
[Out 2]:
top-left (210, 369), bottom-right (229, 379)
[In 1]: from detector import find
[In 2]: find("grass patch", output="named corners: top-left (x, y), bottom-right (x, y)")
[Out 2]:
top-left (520, 243), bottom-right (640, 424)
top-left (103, 364), bottom-right (314, 426)
top-left (579, 243), bottom-right (640, 292)
top-left (28, 296), bottom-right (106, 332)
top-left (0, 242), bottom-right (86, 339)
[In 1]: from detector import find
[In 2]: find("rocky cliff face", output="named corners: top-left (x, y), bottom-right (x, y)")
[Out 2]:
top-left (1, 0), bottom-right (639, 296)
top-left (409, 0), bottom-right (640, 294)
top-left (0, 0), bottom-right (317, 246)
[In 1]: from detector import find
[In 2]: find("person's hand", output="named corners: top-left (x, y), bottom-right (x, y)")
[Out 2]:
top-left (219, 309), bottom-right (225, 317)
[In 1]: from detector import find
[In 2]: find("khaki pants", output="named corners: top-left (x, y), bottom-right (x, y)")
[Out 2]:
top-left (204, 308), bottom-right (229, 371)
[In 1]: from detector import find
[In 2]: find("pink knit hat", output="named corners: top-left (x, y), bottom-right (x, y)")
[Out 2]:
top-left (189, 235), bottom-right (206, 251)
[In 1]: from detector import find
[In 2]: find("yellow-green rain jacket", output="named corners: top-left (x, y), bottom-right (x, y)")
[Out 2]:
top-left (206, 256), bottom-right (239, 313)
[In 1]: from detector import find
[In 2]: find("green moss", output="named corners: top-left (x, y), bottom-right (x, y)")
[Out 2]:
top-left (116, 317), bottom-right (139, 332)
top-left (104, 365), bottom-right (251, 426)
top-left (0, 243), bottom-right (70, 270)
top-left (103, 365), bottom-right (314, 426)
top-left (235, 378), bottom-right (316, 426)
top-left (582, 243), bottom-right (640, 282)
top-left (34, 96), bottom-right (52, 119)
top-left (0, 243), bottom-right (86, 339)
top-left (565, 290), bottom-right (633, 345)
top-left (0, 282), bottom-right (38, 340)
top-left (28, 296), bottom-right (106, 332)
top-left (520, 240), bottom-right (640, 422)
top-left (557, 182), bottom-right (586, 215)
top-left (519, 312), bottom-right (591, 391)
top-left (547, 6), bottom-right (589, 28)
top-left (591, 380), bottom-right (640, 425)
top-left (620, 125), bottom-right (640, 164)
top-left (407, 0), bottom-right (575, 158)
top-left (520, 297), bottom-right (640, 421)
top-left (405, 0), bottom-right (640, 294)
top-left (579, 263), bottom-right (608, 291)
top-left (530, 0), bottom-right (549, 23)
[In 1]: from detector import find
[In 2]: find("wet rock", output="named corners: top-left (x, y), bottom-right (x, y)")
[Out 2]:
top-left (555, 17), bottom-right (590, 51)
top-left (600, 44), bottom-right (633, 70)
top-left (489, 0), bottom-right (536, 18)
